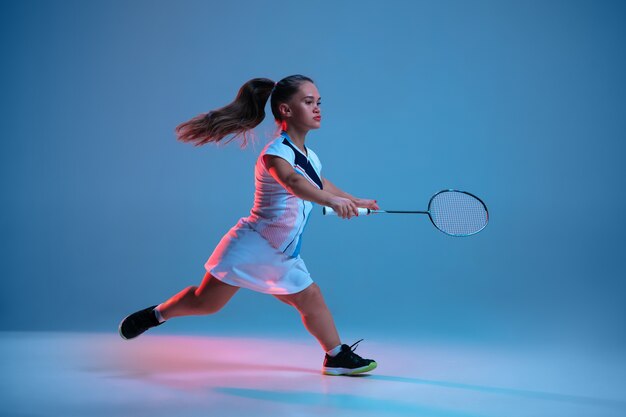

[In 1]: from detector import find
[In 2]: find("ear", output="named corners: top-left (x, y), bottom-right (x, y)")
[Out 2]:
top-left (278, 103), bottom-right (291, 118)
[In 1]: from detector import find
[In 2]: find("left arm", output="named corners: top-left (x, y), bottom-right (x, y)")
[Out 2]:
top-left (322, 178), bottom-right (380, 210)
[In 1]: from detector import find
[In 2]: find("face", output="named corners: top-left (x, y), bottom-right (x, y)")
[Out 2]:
top-left (280, 81), bottom-right (322, 130)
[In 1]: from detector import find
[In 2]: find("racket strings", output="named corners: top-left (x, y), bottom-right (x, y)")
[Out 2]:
top-left (429, 191), bottom-right (488, 236)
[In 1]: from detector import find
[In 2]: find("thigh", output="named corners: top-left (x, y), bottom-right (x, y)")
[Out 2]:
top-left (196, 271), bottom-right (240, 308)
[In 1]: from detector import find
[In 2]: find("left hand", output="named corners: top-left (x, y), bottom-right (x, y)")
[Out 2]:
top-left (353, 198), bottom-right (379, 210)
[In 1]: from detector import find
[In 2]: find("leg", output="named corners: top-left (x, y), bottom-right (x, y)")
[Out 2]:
top-left (274, 283), bottom-right (341, 352)
top-left (158, 271), bottom-right (239, 320)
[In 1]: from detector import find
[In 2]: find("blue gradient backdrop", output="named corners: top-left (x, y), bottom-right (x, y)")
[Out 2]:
top-left (2, 0), bottom-right (625, 347)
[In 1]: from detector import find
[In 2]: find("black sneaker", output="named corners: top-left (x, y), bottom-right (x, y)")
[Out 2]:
top-left (118, 305), bottom-right (164, 340)
top-left (322, 339), bottom-right (377, 376)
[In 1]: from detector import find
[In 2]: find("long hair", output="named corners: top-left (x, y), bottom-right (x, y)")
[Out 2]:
top-left (176, 75), bottom-right (314, 147)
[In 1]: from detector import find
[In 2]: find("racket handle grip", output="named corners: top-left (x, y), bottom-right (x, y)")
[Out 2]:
top-left (322, 207), bottom-right (371, 216)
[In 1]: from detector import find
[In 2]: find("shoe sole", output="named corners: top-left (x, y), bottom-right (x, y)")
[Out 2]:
top-left (322, 361), bottom-right (377, 376)
top-left (118, 316), bottom-right (131, 340)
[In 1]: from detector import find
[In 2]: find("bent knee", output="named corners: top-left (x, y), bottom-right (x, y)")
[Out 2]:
top-left (303, 283), bottom-right (323, 300)
top-left (292, 284), bottom-right (326, 312)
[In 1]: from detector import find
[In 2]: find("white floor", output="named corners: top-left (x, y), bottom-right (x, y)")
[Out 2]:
top-left (1, 331), bottom-right (625, 417)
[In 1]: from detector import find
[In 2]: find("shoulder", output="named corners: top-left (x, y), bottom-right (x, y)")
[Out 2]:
top-left (307, 146), bottom-right (321, 161)
top-left (307, 147), bottom-right (322, 171)
top-left (260, 136), bottom-right (296, 165)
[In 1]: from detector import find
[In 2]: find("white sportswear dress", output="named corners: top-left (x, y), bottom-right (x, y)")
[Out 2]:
top-left (204, 131), bottom-right (324, 295)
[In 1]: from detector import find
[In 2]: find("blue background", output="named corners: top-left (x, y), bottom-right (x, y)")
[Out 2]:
top-left (2, 0), bottom-right (624, 348)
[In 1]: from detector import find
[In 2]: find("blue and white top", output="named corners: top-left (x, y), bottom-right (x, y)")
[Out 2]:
top-left (244, 131), bottom-right (323, 258)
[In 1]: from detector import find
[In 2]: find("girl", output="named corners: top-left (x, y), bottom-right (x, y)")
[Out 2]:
top-left (118, 75), bottom-right (379, 376)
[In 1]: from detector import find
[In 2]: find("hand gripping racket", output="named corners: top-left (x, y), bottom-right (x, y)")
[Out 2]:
top-left (322, 189), bottom-right (489, 237)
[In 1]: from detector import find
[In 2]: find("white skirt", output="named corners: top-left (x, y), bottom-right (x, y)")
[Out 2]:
top-left (204, 218), bottom-right (313, 295)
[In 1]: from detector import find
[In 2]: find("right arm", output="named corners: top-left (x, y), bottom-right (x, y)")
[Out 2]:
top-left (263, 155), bottom-right (359, 219)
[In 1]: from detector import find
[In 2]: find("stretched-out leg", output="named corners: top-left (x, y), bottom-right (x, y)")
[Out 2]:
top-left (274, 283), bottom-right (341, 352)
top-left (157, 271), bottom-right (239, 320)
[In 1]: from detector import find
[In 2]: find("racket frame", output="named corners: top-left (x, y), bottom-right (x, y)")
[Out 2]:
top-left (322, 189), bottom-right (489, 237)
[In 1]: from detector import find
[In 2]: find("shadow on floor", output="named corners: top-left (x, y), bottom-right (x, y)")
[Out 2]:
top-left (368, 374), bottom-right (626, 410)
top-left (214, 387), bottom-right (488, 417)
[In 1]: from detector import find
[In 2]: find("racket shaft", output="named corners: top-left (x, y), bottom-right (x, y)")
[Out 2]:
top-left (383, 210), bottom-right (429, 214)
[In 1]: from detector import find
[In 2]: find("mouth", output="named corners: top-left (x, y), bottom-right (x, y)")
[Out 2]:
top-left (313, 116), bottom-right (321, 121)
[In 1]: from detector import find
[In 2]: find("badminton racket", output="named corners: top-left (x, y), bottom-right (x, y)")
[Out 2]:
top-left (322, 189), bottom-right (489, 237)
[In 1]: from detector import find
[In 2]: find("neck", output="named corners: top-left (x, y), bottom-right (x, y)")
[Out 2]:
top-left (281, 123), bottom-right (308, 153)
